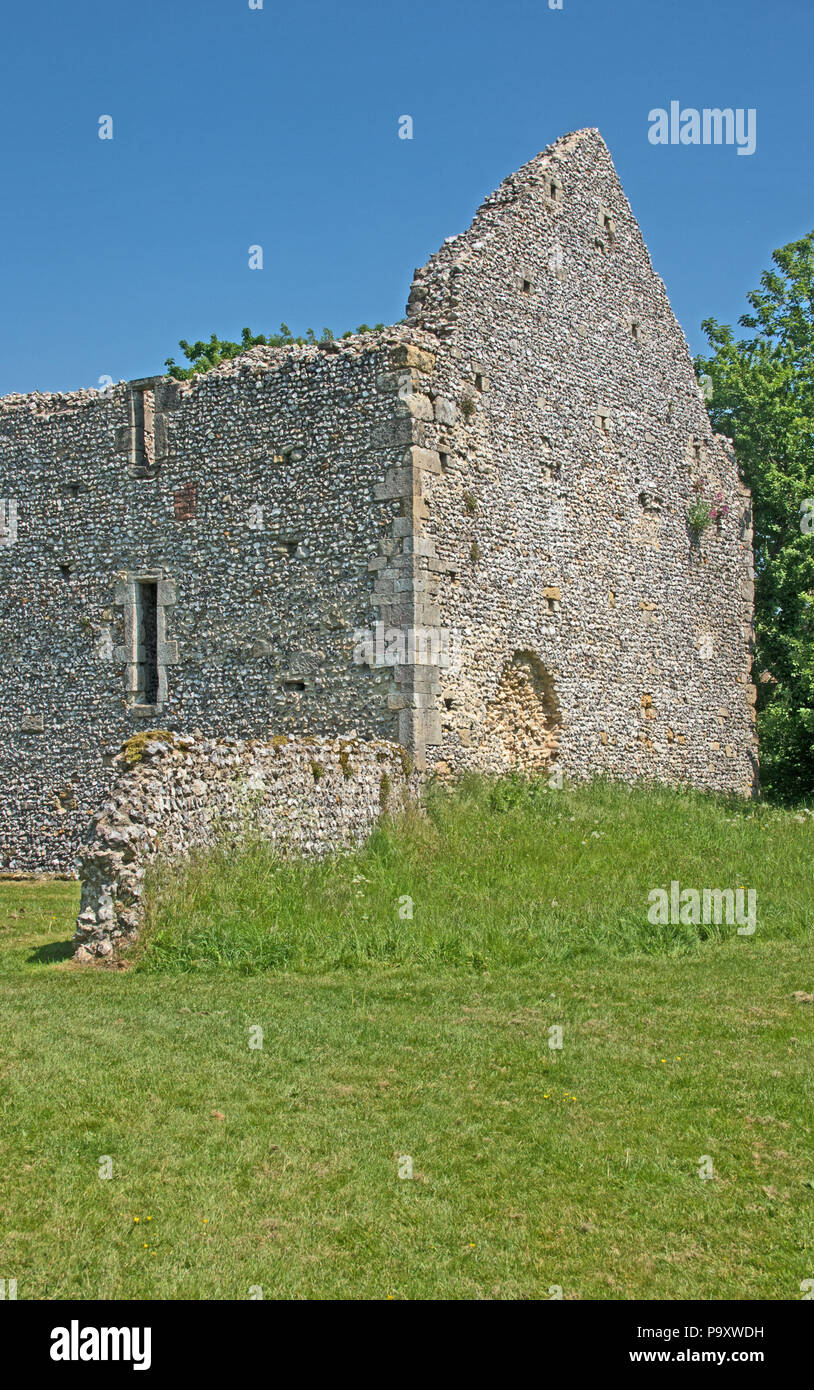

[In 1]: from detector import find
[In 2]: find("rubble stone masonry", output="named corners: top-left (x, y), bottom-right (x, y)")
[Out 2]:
top-left (1, 128), bottom-right (758, 887)
top-left (73, 731), bottom-right (415, 960)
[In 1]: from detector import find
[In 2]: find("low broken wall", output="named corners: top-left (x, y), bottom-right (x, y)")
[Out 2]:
top-left (73, 731), bottom-right (416, 961)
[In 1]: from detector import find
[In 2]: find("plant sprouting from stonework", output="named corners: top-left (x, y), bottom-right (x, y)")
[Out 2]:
top-left (688, 477), bottom-right (729, 536)
top-left (460, 396), bottom-right (476, 420)
top-left (122, 729), bottom-right (175, 766)
top-left (341, 323), bottom-right (387, 339)
top-left (688, 496), bottom-right (713, 535)
top-left (165, 323), bottom-right (386, 379)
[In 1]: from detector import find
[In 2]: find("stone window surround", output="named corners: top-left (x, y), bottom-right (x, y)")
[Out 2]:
top-left (117, 376), bottom-right (179, 479)
top-left (0, 498), bottom-right (18, 546)
top-left (599, 205), bottom-right (616, 238)
top-left (130, 384), bottom-right (154, 471)
top-left (113, 570), bottom-right (178, 714)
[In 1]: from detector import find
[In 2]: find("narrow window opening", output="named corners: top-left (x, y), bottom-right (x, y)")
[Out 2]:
top-left (603, 214), bottom-right (614, 235)
top-left (439, 452), bottom-right (449, 471)
top-left (283, 678), bottom-right (306, 693)
top-left (131, 389), bottom-right (155, 475)
top-left (0, 499), bottom-right (18, 546)
top-left (631, 322), bottom-right (641, 341)
top-left (474, 373), bottom-right (484, 392)
top-left (133, 391), bottom-right (145, 470)
top-left (59, 563), bottom-right (73, 580)
top-left (522, 278), bottom-right (532, 295)
top-left (135, 579), bottom-right (159, 705)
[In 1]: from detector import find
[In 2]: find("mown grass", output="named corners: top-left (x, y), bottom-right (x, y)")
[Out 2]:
top-left (139, 776), bottom-right (814, 973)
top-left (0, 778), bottom-right (812, 1300)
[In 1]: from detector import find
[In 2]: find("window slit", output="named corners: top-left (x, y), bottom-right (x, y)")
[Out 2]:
top-left (136, 580), bottom-right (159, 705)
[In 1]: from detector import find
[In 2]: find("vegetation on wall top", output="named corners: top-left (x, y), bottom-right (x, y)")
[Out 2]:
top-left (165, 323), bottom-right (387, 379)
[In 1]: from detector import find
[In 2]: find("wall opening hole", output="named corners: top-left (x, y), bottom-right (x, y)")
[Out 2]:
top-left (131, 388), bottom-right (155, 475)
top-left (474, 373), bottom-right (484, 392)
top-left (522, 279), bottom-right (532, 295)
top-left (485, 651), bottom-right (562, 772)
top-left (135, 579), bottom-right (159, 706)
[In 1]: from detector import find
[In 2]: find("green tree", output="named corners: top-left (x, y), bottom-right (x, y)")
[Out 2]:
top-left (697, 232), bottom-right (814, 799)
top-left (165, 323), bottom-right (385, 379)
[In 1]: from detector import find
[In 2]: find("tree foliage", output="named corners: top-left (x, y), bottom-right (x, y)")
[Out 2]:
top-left (165, 323), bottom-right (386, 379)
top-left (696, 232), bottom-right (814, 799)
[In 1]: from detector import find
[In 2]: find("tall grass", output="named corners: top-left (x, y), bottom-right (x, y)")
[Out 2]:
top-left (137, 775), bottom-right (814, 974)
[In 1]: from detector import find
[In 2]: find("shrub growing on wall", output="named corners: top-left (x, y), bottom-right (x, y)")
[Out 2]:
top-left (165, 323), bottom-right (386, 379)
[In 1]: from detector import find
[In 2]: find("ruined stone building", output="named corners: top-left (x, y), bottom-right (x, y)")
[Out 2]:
top-left (0, 128), bottom-right (758, 876)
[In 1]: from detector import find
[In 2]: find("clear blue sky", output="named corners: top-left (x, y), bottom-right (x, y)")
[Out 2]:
top-left (1, 0), bottom-right (811, 396)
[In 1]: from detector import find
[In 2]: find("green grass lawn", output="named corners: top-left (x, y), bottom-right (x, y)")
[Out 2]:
top-left (0, 778), bottom-right (812, 1300)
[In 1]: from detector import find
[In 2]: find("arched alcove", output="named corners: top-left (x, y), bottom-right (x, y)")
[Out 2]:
top-left (484, 651), bottom-right (562, 771)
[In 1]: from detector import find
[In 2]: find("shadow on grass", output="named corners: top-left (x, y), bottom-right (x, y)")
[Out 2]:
top-left (27, 939), bottom-right (76, 965)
